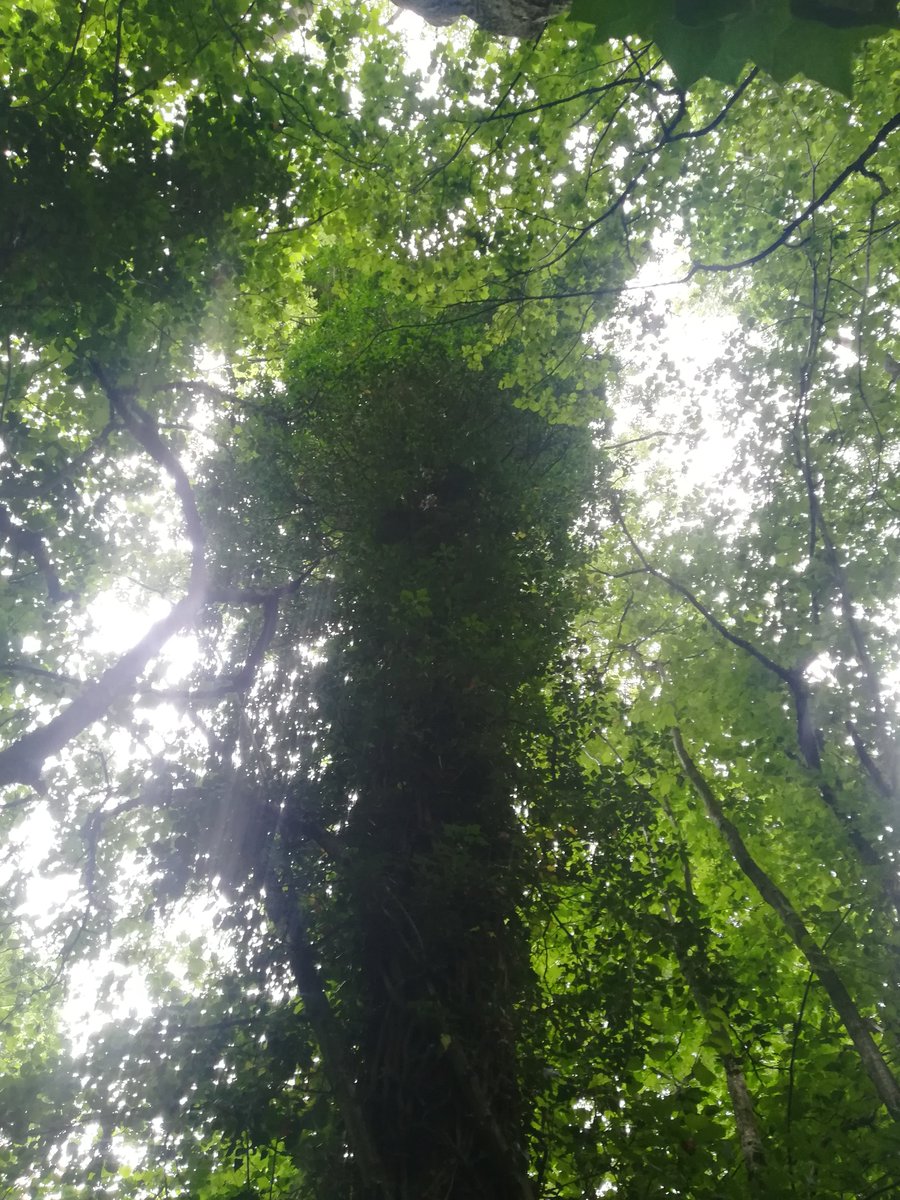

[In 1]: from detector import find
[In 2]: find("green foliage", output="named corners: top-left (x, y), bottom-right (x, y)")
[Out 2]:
top-left (0, 0), bottom-right (898, 1198)
top-left (568, 0), bottom-right (898, 92)
top-left (218, 301), bottom-right (596, 1197)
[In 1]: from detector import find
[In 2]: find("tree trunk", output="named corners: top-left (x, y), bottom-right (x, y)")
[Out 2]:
top-left (393, 0), bottom-right (567, 36)
top-left (284, 347), bottom-right (590, 1198)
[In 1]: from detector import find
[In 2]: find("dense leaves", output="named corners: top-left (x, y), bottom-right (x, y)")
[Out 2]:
top-left (0, 1), bottom-right (898, 1198)
top-left (567, 0), bottom-right (897, 93)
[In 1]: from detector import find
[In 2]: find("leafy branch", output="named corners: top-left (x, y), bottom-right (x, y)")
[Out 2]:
top-left (687, 110), bottom-right (900, 278)
top-left (672, 726), bottom-right (900, 1124)
top-left (612, 510), bottom-right (900, 910)
top-left (0, 369), bottom-right (265, 789)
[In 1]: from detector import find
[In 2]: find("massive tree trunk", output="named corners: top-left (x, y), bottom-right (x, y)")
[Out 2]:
top-left (275, 328), bottom-right (593, 1198)
top-left (393, 0), bottom-right (568, 36)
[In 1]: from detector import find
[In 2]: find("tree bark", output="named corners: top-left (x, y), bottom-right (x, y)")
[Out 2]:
top-left (393, 0), bottom-right (567, 36)
top-left (722, 1054), bottom-right (766, 1183)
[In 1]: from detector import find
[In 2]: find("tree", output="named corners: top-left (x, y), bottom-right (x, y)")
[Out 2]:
top-left (0, 1), bottom-right (898, 1197)
top-left (395, 0), bottom-right (899, 91)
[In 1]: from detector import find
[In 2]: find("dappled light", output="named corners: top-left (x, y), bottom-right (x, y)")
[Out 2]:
top-left (0, 1), bottom-right (898, 1198)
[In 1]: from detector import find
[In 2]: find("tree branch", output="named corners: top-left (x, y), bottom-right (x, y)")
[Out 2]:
top-left (0, 661), bottom-right (82, 688)
top-left (0, 594), bottom-right (204, 790)
top-left (846, 721), bottom-right (894, 802)
top-left (91, 363), bottom-right (207, 591)
top-left (0, 501), bottom-right (76, 603)
top-left (614, 508), bottom-right (795, 685)
top-left (687, 110), bottom-right (900, 278)
top-left (141, 595), bottom-right (280, 705)
top-left (672, 726), bottom-right (900, 1123)
top-left (613, 507), bottom-right (836, 774)
top-left (662, 68), bottom-right (759, 142)
top-left (0, 365), bottom-right (214, 791)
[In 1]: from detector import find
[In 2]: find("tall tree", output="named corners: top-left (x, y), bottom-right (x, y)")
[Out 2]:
top-left (0, 1), bottom-right (898, 1197)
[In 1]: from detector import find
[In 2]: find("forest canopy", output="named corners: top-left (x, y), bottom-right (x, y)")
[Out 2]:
top-left (0, 2), bottom-right (898, 1198)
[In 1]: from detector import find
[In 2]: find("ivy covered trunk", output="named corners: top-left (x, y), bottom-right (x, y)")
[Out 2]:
top-left (274, 323), bottom-right (592, 1197)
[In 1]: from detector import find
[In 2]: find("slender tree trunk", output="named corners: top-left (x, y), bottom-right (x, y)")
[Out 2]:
top-left (672, 726), bottom-right (900, 1123)
top-left (722, 1054), bottom-right (766, 1184)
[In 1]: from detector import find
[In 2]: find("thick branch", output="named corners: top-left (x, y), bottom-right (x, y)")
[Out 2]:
top-left (0, 661), bottom-right (82, 687)
top-left (91, 363), bottom-right (207, 590)
top-left (142, 596), bottom-right (280, 705)
top-left (672, 727), bottom-right (900, 1123)
top-left (847, 721), bottom-right (894, 802)
top-left (139, 568), bottom-right (321, 706)
top-left (723, 1054), bottom-right (766, 1187)
top-left (0, 366), bottom-right (212, 790)
top-left (0, 593), bottom-right (204, 790)
top-left (0, 568), bottom-right (315, 785)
